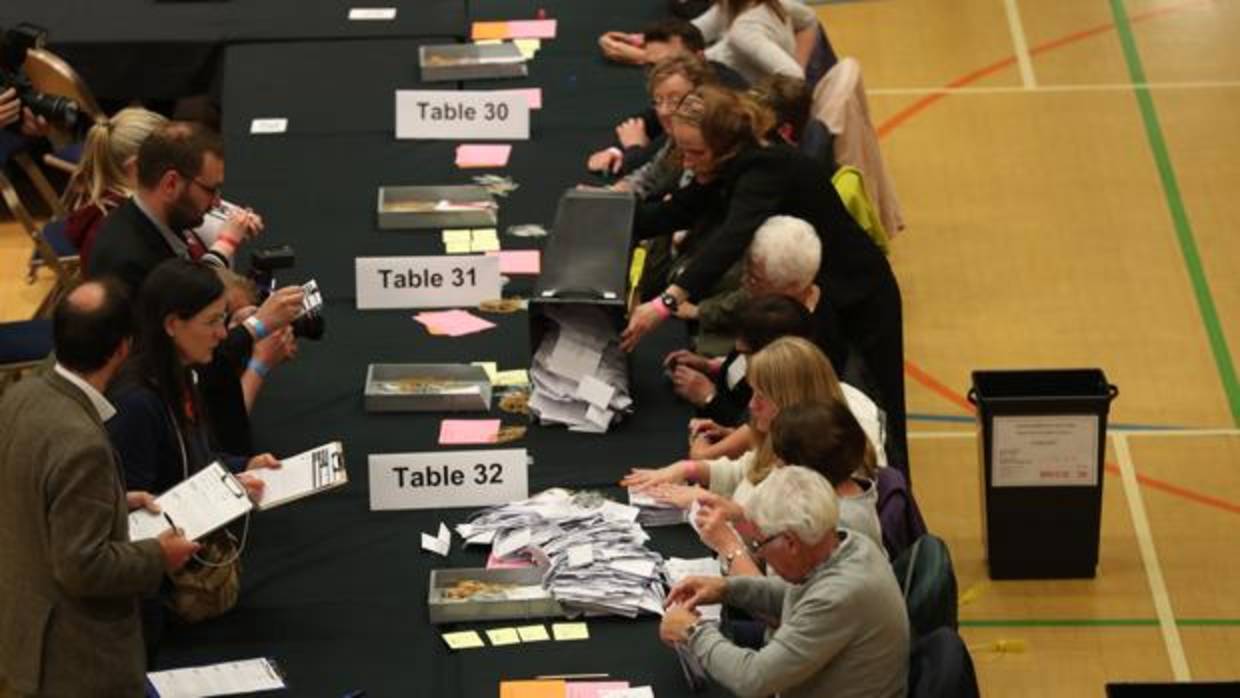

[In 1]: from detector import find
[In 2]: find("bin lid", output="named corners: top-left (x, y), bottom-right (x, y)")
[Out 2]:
top-left (971, 368), bottom-right (1115, 402)
top-left (533, 189), bottom-right (635, 305)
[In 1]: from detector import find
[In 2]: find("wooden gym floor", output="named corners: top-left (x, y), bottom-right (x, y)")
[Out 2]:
top-left (2, 0), bottom-right (1238, 694)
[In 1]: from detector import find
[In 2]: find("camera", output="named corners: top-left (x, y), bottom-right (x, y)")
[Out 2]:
top-left (248, 245), bottom-right (326, 341)
top-left (0, 23), bottom-right (82, 132)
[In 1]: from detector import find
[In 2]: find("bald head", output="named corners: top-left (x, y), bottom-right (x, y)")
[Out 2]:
top-left (53, 279), bottom-right (133, 374)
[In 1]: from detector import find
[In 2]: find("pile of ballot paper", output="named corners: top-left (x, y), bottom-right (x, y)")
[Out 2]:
top-left (529, 305), bottom-right (632, 433)
top-left (457, 489), bottom-right (665, 618)
top-left (627, 488), bottom-right (688, 527)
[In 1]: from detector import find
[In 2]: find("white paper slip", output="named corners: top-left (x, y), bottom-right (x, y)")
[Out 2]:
top-left (575, 375), bottom-right (616, 409)
top-left (421, 531), bottom-right (449, 556)
top-left (493, 527), bottom-right (531, 559)
top-left (567, 544), bottom-right (594, 567)
top-left (348, 7), bottom-right (397, 20)
top-left (254, 441), bottom-right (347, 511)
top-left (725, 354), bottom-right (747, 390)
top-left (146, 657), bottom-right (285, 698)
top-left (249, 118), bottom-right (287, 134)
top-left (128, 462), bottom-right (252, 542)
top-left (585, 405), bottom-right (613, 431)
top-left (601, 687), bottom-right (655, 698)
top-left (299, 280), bottom-right (324, 317)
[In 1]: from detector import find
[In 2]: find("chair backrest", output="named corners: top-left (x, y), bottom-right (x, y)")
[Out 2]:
top-left (908, 627), bottom-right (980, 698)
top-left (892, 534), bottom-right (958, 639)
top-left (22, 47), bottom-right (105, 125)
top-left (876, 466), bottom-right (927, 559)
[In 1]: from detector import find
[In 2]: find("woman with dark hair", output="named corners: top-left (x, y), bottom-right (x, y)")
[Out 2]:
top-left (107, 258), bottom-right (280, 498)
top-left (622, 84), bottom-right (910, 476)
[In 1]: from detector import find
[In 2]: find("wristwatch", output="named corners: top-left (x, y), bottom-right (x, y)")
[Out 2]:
top-left (659, 292), bottom-right (679, 315)
top-left (685, 618), bottom-right (709, 643)
top-left (721, 547), bottom-right (745, 575)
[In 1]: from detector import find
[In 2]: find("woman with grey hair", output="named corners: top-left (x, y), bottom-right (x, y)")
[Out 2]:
top-left (661, 466), bottom-right (909, 698)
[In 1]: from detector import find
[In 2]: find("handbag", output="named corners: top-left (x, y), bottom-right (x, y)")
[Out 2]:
top-left (163, 404), bottom-right (248, 623)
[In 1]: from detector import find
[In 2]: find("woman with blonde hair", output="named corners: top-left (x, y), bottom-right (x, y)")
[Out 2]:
top-left (623, 336), bottom-right (851, 577)
top-left (63, 107), bottom-right (168, 269)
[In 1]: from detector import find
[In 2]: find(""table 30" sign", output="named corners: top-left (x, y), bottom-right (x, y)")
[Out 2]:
top-left (395, 90), bottom-right (529, 140)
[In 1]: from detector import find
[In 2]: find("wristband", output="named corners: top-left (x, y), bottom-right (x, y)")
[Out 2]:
top-left (647, 298), bottom-right (671, 320)
top-left (606, 146), bottom-right (624, 159)
top-left (245, 315), bottom-right (269, 340)
top-left (247, 358), bottom-right (270, 378)
top-left (680, 459), bottom-right (700, 483)
top-left (217, 233), bottom-right (243, 248)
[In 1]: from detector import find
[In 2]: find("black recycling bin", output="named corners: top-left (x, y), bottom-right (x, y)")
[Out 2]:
top-left (969, 369), bottom-right (1118, 579)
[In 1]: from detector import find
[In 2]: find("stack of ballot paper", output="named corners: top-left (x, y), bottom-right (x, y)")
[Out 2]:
top-left (627, 488), bottom-right (688, 527)
top-left (457, 489), bottom-right (665, 618)
top-left (529, 305), bottom-right (632, 433)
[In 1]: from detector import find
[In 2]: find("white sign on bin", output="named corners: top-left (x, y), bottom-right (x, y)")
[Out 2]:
top-left (368, 448), bottom-right (528, 510)
top-left (355, 255), bottom-right (500, 309)
top-left (991, 415), bottom-right (1099, 487)
top-left (395, 90), bottom-right (529, 140)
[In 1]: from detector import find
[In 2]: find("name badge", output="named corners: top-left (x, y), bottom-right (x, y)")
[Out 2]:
top-left (726, 354), bottom-right (747, 390)
top-left (368, 448), bottom-right (528, 510)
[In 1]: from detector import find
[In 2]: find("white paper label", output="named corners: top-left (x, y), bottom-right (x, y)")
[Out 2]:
top-left (368, 448), bottom-right (529, 511)
top-left (348, 7), bottom-right (396, 20)
top-left (355, 255), bottom-right (500, 309)
top-left (726, 354), bottom-right (747, 389)
top-left (250, 118), bottom-right (287, 134)
top-left (396, 90), bottom-right (529, 141)
top-left (992, 415), bottom-right (1099, 487)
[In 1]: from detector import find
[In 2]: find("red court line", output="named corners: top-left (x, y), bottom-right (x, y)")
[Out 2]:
top-left (877, 0), bottom-right (1240, 515)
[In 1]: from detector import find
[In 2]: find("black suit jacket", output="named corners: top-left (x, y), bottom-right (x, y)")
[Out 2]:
top-left (88, 197), bottom-right (179, 294)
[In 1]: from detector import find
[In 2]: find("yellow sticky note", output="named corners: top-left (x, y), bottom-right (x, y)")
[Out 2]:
top-left (516, 624), bottom-right (550, 642)
top-left (514, 38), bottom-right (540, 59)
top-left (551, 622), bottom-right (589, 641)
top-left (474, 38), bottom-right (503, 45)
top-left (443, 228), bottom-right (473, 244)
top-left (470, 237), bottom-right (501, 253)
top-left (471, 227), bottom-right (499, 238)
top-left (494, 369), bottom-right (529, 386)
top-left (442, 630), bottom-right (486, 649)
top-left (471, 361), bottom-right (499, 383)
top-left (486, 627), bottom-right (521, 646)
top-left (446, 241), bottom-right (473, 254)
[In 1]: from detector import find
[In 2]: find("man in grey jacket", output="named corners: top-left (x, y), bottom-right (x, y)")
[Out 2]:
top-left (0, 280), bottom-right (198, 697)
top-left (662, 466), bottom-right (909, 698)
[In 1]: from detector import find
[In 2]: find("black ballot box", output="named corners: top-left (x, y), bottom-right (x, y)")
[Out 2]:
top-left (1107, 683), bottom-right (1240, 697)
top-left (969, 369), bottom-right (1119, 579)
top-left (528, 188), bottom-right (637, 348)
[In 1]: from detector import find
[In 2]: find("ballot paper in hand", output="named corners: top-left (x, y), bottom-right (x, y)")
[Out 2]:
top-left (146, 657), bottom-right (285, 698)
top-left (628, 488), bottom-right (688, 527)
top-left (253, 441), bottom-right (347, 511)
top-left (129, 462), bottom-right (252, 542)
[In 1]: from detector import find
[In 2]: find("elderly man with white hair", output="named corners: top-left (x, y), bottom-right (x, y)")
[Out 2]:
top-left (660, 466), bottom-right (909, 698)
top-left (744, 214), bottom-right (909, 479)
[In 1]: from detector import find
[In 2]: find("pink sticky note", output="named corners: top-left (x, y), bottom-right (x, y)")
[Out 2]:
top-left (439, 419), bottom-right (501, 445)
top-left (456, 144), bottom-right (512, 169)
top-left (505, 87), bottom-right (542, 110)
top-left (567, 682), bottom-right (631, 698)
top-left (487, 250), bottom-right (540, 275)
top-left (486, 550), bottom-right (536, 569)
top-left (506, 19), bottom-right (557, 39)
top-left (414, 309), bottom-right (497, 337)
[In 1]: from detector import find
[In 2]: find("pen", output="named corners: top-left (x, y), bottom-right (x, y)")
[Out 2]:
top-left (163, 512), bottom-right (178, 534)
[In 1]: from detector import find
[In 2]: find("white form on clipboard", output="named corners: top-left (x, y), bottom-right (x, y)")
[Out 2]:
top-left (128, 462), bottom-right (253, 542)
top-left (253, 441), bottom-right (348, 511)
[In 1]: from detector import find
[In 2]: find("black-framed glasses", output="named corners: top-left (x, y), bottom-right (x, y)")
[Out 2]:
top-left (189, 177), bottom-right (223, 199)
top-left (745, 530), bottom-right (786, 557)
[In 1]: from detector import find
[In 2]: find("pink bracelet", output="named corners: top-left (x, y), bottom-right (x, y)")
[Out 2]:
top-left (647, 298), bottom-right (671, 320)
top-left (679, 459), bottom-right (700, 483)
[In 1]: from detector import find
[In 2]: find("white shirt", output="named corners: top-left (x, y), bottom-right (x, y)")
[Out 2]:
top-left (53, 363), bottom-right (116, 422)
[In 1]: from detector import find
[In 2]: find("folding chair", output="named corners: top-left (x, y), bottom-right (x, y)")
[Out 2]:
top-left (0, 318), bottom-right (52, 397)
top-left (0, 167), bottom-right (78, 317)
top-left (907, 627), bottom-right (980, 698)
top-left (23, 47), bottom-right (105, 176)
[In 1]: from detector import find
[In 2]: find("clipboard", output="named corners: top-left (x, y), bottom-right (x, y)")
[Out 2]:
top-left (254, 441), bottom-right (348, 511)
top-left (145, 656), bottom-right (287, 697)
top-left (129, 462), bottom-right (253, 542)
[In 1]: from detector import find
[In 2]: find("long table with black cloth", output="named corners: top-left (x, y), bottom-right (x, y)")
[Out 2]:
top-left (147, 2), bottom-right (739, 695)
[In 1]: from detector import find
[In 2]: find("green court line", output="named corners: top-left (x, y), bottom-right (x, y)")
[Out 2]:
top-left (1109, 0), bottom-right (1240, 426)
top-left (961, 618), bottom-right (1240, 628)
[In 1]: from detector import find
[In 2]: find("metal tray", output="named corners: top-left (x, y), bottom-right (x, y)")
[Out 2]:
top-left (364, 363), bottom-right (492, 412)
top-left (418, 43), bottom-right (528, 82)
top-left (428, 566), bottom-right (563, 624)
top-left (377, 185), bottom-right (498, 230)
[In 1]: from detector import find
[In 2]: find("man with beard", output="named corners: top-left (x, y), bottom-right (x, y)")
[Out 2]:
top-left (88, 122), bottom-right (304, 455)
top-left (89, 121), bottom-right (264, 291)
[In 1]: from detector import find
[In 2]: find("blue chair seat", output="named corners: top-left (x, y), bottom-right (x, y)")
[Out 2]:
top-left (0, 319), bottom-right (53, 363)
top-left (41, 219), bottom-right (78, 256)
top-left (54, 140), bottom-right (83, 165)
top-left (0, 129), bottom-right (29, 165)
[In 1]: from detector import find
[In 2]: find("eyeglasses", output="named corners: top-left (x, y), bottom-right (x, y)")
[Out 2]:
top-left (189, 178), bottom-right (223, 199)
top-left (744, 530), bottom-right (786, 558)
top-left (651, 94), bottom-right (687, 111)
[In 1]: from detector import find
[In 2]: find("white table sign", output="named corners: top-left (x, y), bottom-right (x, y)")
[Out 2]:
top-left (355, 255), bottom-right (500, 309)
top-left (395, 90), bottom-right (529, 140)
top-left (369, 448), bottom-right (528, 511)
top-left (348, 7), bottom-right (396, 20)
top-left (250, 118), bottom-right (288, 134)
top-left (991, 415), bottom-right (1099, 487)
